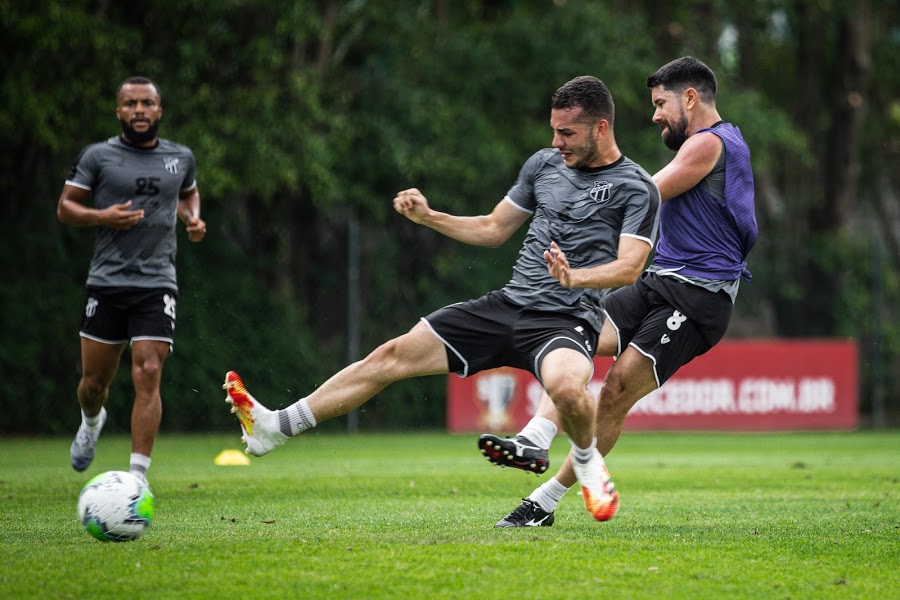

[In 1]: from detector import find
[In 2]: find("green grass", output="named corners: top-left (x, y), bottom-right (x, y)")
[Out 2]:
top-left (1, 431), bottom-right (897, 599)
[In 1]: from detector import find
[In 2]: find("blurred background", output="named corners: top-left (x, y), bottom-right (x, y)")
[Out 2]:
top-left (1, 0), bottom-right (897, 435)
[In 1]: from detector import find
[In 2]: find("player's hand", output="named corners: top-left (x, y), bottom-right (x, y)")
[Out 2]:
top-left (543, 241), bottom-right (573, 287)
top-left (393, 188), bottom-right (430, 224)
top-left (101, 200), bottom-right (144, 230)
top-left (185, 215), bottom-right (207, 242)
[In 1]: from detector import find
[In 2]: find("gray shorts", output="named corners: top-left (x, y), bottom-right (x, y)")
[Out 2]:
top-left (422, 290), bottom-right (598, 384)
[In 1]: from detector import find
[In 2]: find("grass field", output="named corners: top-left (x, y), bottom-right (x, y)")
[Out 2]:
top-left (1, 430), bottom-right (897, 599)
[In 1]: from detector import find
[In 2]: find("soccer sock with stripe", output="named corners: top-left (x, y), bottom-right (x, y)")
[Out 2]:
top-left (519, 416), bottom-right (558, 450)
top-left (130, 453), bottom-right (151, 479)
top-left (277, 398), bottom-right (317, 437)
top-left (571, 437), bottom-right (599, 464)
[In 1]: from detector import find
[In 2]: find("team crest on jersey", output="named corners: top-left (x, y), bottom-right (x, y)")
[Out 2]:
top-left (164, 157), bottom-right (180, 175)
top-left (590, 180), bottom-right (613, 203)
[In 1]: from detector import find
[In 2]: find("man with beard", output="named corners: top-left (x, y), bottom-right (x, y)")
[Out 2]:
top-left (58, 76), bottom-right (206, 486)
top-left (480, 56), bottom-right (758, 527)
top-left (223, 76), bottom-right (660, 523)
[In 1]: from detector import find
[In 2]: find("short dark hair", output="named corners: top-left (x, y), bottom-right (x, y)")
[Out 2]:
top-left (117, 76), bottom-right (161, 103)
top-left (646, 57), bottom-right (717, 104)
top-left (551, 76), bottom-right (615, 126)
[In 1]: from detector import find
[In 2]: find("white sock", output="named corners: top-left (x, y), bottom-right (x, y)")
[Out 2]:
top-left (528, 478), bottom-right (570, 512)
top-left (277, 398), bottom-right (317, 437)
top-left (130, 453), bottom-right (151, 479)
top-left (571, 437), bottom-right (599, 464)
top-left (82, 409), bottom-right (103, 428)
top-left (519, 417), bottom-right (558, 449)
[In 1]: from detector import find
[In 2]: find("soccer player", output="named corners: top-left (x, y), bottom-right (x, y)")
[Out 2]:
top-left (59, 76), bottom-right (206, 485)
top-left (481, 56), bottom-right (758, 527)
top-left (224, 75), bottom-right (660, 522)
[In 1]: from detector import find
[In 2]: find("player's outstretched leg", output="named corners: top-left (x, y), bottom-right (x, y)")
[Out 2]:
top-left (571, 448), bottom-right (619, 521)
top-left (494, 498), bottom-right (555, 528)
top-left (223, 371), bottom-right (287, 457)
top-left (70, 407), bottom-right (107, 472)
top-left (477, 434), bottom-right (549, 475)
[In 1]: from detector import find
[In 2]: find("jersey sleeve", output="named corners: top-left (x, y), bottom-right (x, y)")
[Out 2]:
top-left (180, 147), bottom-right (198, 192)
top-left (504, 150), bottom-right (545, 212)
top-left (64, 144), bottom-right (99, 191)
top-left (620, 175), bottom-right (660, 247)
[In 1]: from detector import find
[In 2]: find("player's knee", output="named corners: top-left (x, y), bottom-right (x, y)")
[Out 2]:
top-left (131, 358), bottom-right (162, 387)
top-left (360, 340), bottom-right (407, 382)
top-left (80, 375), bottom-right (108, 398)
top-left (545, 380), bottom-right (588, 415)
top-left (597, 373), bottom-right (631, 418)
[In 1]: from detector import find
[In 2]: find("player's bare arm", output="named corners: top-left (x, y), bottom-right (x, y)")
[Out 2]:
top-left (56, 184), bottom-right (144, 230)
top-left (653, 131), bottom-right (722, 202)
top-left (177, 185), bottom-right (206, 242)
top-left (393, 187), bottom-right (530, 247)
top-left (544, 236), bottom-right (651, 289)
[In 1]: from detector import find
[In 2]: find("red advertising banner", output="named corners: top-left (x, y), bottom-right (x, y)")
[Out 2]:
top-left (447, 340), bottom-right (858, 432)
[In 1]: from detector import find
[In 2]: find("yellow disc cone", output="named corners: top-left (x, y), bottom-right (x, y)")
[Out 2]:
top-left (214, 449), bottom-right (251, 466)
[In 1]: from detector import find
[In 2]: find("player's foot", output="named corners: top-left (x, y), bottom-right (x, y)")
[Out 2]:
top-left (478, 434), bottom-right (549, 474)
top-left (572, 448), bottom-right (619, 521)
top-left (494, 498), bottom-right (555, 528)
top-left (70, 407), bottom-right (107, 472)
top-left (223, 371), bottom-right (287, 457)
top-left (131, 471), bottom-right (150, 488)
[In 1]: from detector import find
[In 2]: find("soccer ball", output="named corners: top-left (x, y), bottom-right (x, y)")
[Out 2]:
top-left (77, 471), bottom-right (155, 542)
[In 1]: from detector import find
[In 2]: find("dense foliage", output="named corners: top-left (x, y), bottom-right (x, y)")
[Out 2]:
top-left (1, 0), bottom-right (897, 434)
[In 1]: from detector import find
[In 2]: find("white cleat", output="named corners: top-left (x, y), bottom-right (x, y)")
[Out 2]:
top-left (223, 371), bottom-right (287, 457)
top-left (572, 448), bottom-right (619, 522)
top-left (71, 407), bottom-right (107, 472)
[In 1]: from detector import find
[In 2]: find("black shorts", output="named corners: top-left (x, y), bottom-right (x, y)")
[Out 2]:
top-left (422, 290), bottom-right (598, 384)
top-left (603, 272), bottom-right (733, 386)
top-left (79, 286), bottom-right (178, 349)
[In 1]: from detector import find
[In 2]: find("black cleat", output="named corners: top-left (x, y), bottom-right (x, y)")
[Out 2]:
top-left (495, 499), bottom-right (555, 528)
top-left (478, 434), bottom-right (549, 475)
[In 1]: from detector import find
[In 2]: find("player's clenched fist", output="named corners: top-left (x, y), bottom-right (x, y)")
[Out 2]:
top-left (185, 215), bottom-right (207, 242)
top-left (393, 188), bottom-right (430, 224)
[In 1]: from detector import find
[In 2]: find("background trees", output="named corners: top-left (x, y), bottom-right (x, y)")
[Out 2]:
top-left (2, 0), bottom-right (896, 433)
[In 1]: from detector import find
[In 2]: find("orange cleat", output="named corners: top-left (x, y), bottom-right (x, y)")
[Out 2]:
top-left (223, 371), bottom-right (286, 456)
top-left (573, 449), bottom-right (620, 522)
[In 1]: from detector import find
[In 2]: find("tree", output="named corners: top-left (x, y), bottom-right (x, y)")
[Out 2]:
top-left (1, 0), bottom-right (896, 434)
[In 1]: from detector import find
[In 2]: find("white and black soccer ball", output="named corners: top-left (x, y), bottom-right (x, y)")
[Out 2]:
top-left (77, 471), bottom-right (155, 542)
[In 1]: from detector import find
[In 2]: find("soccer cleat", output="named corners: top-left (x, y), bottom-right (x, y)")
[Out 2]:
top-left (70, 407), bottom-right (107, 472)
top-left (478, 434), bottom-right (549, 474)
top-left (131, 471), bottom-right (150, 488)
top-left (495, 498), bottom-right (555, 528)
top-left (223, 371), bottom-right (287, 457)
top-left (572, 448), bottom-right (619, 522)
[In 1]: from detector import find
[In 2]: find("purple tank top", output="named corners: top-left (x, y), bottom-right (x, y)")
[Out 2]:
top-left (653, 123), bottom-right (757, 280)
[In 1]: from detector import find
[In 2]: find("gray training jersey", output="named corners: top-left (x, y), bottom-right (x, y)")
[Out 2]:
top-left (65, 136), bottom-right (198, 291)
top-left (502, 149), bottom-right (660, 333)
